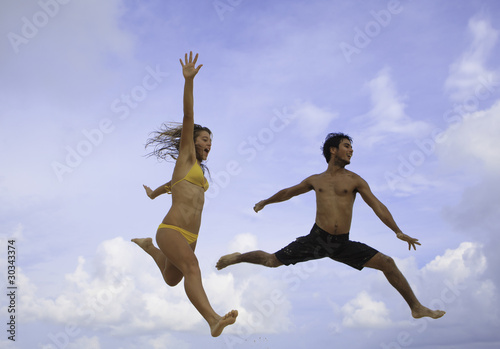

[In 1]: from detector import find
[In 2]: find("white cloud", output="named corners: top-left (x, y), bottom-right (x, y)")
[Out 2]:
top-left (436, 16), bottom-right (500, 315)
top-left (203, 272), bottom-right (241, 309)
top-left (16, 237), bottom-right (196, 334)
top-left (422, 242), bottom-right (487, 285)
top-left (233, 273), bottom-right (293, 334)
top-left (356, 67), bottom-right (430, 147)
top-left (341, 291), bottom-right (392, 328)
top-left (437, 100), bottom-right (500, 173)
top-left (228, 233), bottom-right (259, 253)
top-left (139, 291), bottom-right (200, 332)
top-left (13, 236), bottom-right (293, 344)
top-left (39, 336), bottom-right (102, 349)
top-left (66, 336), bottom-right (101, 349)
top-left (445, 16), bottom-right (499, 103)
top-left (290, 100), bottom-right (339, 141)
top-left (326, 241), bottom-right (498, 336)
top-left (407, 241), bottom-right (497, 326)
top-left (145, 333), bottom-right (191, 349)
top-left (381, 172), bottom-right (443, 198)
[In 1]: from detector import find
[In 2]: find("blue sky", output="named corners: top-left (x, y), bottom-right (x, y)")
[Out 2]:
top-left (1, 0), bottom-right (500, 348)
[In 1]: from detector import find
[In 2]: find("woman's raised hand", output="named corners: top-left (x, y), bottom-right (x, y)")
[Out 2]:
top-left (180, 51), bottom-right (203, 79)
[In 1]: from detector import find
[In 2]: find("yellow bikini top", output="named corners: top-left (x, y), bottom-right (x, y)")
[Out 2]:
top-left (165, 162), bottom-right (209, 193)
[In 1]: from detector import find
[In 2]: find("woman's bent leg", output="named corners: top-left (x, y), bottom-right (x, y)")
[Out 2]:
top-left (131, 237), bottom-right (184, 286)
top-left (156, 228), bottom-right (237, 336)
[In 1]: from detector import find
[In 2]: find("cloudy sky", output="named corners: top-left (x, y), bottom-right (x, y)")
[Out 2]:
top-left (1, 0), bottom-right (500, 348)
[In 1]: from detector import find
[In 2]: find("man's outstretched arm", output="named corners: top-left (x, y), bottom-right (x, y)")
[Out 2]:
top-left (254, 177), bottom-right (314, 212)
top-left (356, 176), bottom-right (421, 250)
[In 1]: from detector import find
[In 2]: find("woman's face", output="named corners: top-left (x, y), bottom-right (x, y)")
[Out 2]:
top-left (194, 131), bottom-right (212, 161)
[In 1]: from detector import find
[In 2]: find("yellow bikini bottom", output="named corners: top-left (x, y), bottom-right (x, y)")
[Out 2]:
top-left (158, 224), bottom-right (198, 244)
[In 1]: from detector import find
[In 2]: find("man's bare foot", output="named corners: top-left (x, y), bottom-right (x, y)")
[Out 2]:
top-left (210, 310), bottom-right (238, 337)
top-left (411, 305), bottom-right (446, 319)
top-left (216, 253), bottom-right (241, 270)
top-left (131, 237), bottom-right (153, 251)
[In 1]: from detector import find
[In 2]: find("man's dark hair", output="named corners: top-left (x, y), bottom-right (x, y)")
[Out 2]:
top-left (322, 132), bottom-right (353, 163)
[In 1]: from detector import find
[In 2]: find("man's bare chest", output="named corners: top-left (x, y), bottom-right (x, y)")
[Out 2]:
top-left (314, 175), bottom-right (356, 198)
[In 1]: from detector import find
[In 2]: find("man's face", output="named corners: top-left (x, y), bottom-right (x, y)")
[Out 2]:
top-left (331, 138), bottom-right (353, 165)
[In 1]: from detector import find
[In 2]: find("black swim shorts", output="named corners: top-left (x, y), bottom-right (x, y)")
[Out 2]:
top-left (274, 223), bottom-right (379, 270)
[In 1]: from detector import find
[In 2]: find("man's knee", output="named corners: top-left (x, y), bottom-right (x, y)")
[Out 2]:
top-left (385, 255), bottom-right (396, 266)
top-left (265, 254), bottom-right (283, 268)
top-left (366, 253), bottom-right (396, 271)
top-left (379, 254), bottom-right (397, 271)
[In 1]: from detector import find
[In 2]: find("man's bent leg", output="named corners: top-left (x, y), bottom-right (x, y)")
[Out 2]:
top-left (364, 252), bottom-right (445, 319)
top-left (216, 251), bottom-right (283, 270)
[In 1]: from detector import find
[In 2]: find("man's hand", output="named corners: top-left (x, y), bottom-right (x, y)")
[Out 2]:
top-left (396, 232), bottom-right (421, 250)
top-left (253, 200), bottom-right (266, 213)
top-left (143, 185), bottom-right (154, 199)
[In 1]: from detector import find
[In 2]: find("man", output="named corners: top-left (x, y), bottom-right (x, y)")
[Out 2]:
top-left (217, 132), bottom-right (445, 319)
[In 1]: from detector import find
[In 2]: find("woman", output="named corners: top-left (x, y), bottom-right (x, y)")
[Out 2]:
top-left (132, 52), bottom-right (238, 337)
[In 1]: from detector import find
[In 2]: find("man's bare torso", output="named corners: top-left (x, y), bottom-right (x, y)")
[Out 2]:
top-left (307, 168), bottom-right (360, 235)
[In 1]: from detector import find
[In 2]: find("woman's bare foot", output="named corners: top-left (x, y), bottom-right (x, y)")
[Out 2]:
top-left (131, 237), bottom-right (154, 251)
top-left (411, 305), bottom-right (446, 319)
top-left (210, 310), bottom-right (238, 337)
top-left (216, 253), bottom-right (241, 270)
